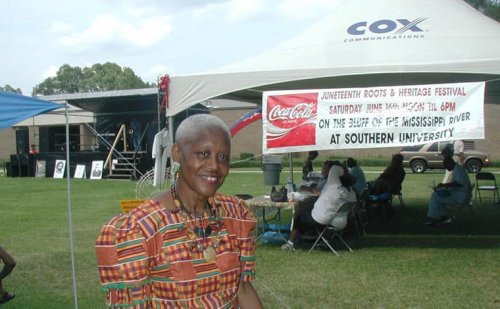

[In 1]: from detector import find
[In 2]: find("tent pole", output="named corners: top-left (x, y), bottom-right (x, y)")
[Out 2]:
top-left (289, 153), bottom-right (294, 185)
top-left (168, 116), bottom-right (174, 145)
top-left (65, 102), bottom-right (79, 309)
top-left (157, 76), bottom-right (161, 131)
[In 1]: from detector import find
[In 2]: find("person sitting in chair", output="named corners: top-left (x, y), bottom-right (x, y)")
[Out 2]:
top-left (371, 154), bottom-right (406, 196)
top-left (346, 157), bottom-right (366, 197)
top-left (281, 165), bottom-right (356, 251)
top-left (441, 143), bottom-right (455, 184)
top-left (424, 157), bottom-right (472, 226)
top-left (302, 150), bottom-right (319, 180)
top-left (312, 160), bottom-right (339, 194)
top-left (364, 154), bottom-right (405, 216)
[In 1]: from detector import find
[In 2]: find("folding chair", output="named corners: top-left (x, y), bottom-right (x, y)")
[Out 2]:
top-left (465, 183), bottom-right (475, 212)
top-left (351, 200), bottom-right (368, 239)
top-left (355, 184), bottom-right (377, 228)
top-left (447, 183), bottom-right (475, 222)
top-left (119, 199), bottom-right (145, 213)
top-left (366, 192), bottom-right (392, 209)
top-left (392, 191), bottom-right (405, 207)
top-left (474, 172), bottom-right (500, 204)
top-left (307, 202), bottom-right (356, 256)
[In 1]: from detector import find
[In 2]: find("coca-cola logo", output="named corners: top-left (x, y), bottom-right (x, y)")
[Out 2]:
top-left (265, 93), bottom-right (318, 148)
top-left (268, 103), bottom-right (314, 121)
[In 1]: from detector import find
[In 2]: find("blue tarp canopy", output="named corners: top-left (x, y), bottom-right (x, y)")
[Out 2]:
top-left (0, 91), bottom-right (62, 129)
top-left (0, 90), bottom-right (79, 304)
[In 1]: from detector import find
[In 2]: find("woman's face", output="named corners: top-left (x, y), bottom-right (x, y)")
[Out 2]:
top-left (173, 126), bottom-right (230, 199)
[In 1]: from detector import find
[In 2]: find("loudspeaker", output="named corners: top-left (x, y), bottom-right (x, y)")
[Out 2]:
top-left (39, 127), bottom-right (49, 152)
top-left (15, 128), bottom-right (29, 154)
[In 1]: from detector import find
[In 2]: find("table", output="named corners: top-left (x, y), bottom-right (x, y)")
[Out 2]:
top-left (246, 196), bottom-right (295, 242)
top-left (245, 192), bottom-right (315, 243)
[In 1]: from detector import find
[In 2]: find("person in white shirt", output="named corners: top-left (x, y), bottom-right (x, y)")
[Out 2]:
top-left (281, 165), bottom-right (356, 251)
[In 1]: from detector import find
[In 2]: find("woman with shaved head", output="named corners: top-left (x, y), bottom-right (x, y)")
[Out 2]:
top-left (96, 114), bottom-right (262, 308)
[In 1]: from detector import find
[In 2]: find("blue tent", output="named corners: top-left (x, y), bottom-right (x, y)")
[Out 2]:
top-left (0, 91), bottom-right (62, 129)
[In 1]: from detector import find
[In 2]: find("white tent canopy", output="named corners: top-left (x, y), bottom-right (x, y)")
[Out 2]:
top-left (167, 0), bottom-right (500, 117)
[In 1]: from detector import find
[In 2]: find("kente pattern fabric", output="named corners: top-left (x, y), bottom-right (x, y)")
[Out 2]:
top-left (95, 194), bottom-right (257, 308)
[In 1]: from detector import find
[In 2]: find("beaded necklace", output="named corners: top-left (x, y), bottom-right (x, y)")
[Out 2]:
top-left (171, 183), bottom-right (223, 262)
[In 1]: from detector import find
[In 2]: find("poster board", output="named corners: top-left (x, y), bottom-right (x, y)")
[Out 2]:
top-left (35, 160), bottom-right (46, 178)
top-left (53, 160), bottom-right (66, 178)
top-left (262, 82), bottom-right (485, 154)
top-left (90, 160), bottom-right (104, 180)
top-left (74, 164), bottom-right (86, 179)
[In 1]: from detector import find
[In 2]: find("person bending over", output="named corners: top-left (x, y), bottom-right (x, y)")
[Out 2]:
top-left (281, 165), bottom-right (356, 251)
top-left (96, 114), bottom-right (262, 308)
top-left (424, 157), bottom-right (471, 226)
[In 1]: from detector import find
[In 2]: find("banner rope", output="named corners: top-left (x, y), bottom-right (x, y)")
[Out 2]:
top-left (254, 277), bottom-right (291, 308)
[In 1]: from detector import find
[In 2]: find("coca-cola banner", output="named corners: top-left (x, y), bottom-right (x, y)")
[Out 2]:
top-left (262, 81), bottom-right (485, 154)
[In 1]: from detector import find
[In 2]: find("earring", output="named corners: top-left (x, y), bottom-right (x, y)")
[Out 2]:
top-left (170, 161), bottom-right (180, 181)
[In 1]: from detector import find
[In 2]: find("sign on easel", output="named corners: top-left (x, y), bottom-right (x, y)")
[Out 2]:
top-left (53, 160), bottom-right (66, 178)
top-left (35, 160), bottom-right (46, 178)
top-left (90, 160), bottom-right (104, 180)
top-left (74, 164), bottom-right (86, 179)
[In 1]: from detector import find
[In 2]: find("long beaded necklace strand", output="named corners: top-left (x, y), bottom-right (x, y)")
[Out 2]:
top-left (171, 183), bottom-right (223, 262)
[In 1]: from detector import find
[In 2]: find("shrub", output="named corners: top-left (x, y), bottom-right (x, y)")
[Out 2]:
top-left (239, 152), bottom-right (255, 160)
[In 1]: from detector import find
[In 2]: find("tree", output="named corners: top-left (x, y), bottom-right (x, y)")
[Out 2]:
top-left (80, 63), bottom-right (150, 92)
top-left (0, 85), bottom-right (22, 94)
top-left (33, 62), bottom-right (152, 95)
top-left (465, 0), bottom-right (500, 21)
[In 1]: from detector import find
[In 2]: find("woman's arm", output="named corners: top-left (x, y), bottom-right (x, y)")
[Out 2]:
top-left (238, 281), bottom-right (263, 309)
top-left (95, 212), bottom-right (152, 307)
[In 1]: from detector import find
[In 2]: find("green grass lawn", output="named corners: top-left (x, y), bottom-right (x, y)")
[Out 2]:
top-left (1, 168), bottom-right (499, 308)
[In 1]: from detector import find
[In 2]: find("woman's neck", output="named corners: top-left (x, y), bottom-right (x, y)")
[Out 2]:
top-left (174, 181), bottom-right (206, 214)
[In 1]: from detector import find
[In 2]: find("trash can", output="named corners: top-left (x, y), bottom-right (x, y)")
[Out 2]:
top-left (262, 155), bottom-right (282, 186)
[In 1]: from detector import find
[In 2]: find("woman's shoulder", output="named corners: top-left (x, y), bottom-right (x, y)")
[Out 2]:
top-left (213, 193), bottom-right (245, 209)
top-left (213, 193), bottom-right (254, 219)
top-left (106, 199), bottom-right (174, 238)
top-left (104, 200), bottom-right (162, 225)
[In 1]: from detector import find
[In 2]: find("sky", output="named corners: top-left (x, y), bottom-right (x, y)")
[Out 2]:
top-left (1, 0), bottom-right (339, 95)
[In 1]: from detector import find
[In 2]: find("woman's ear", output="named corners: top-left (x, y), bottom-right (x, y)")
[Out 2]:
top-left (171, 143), bottom-right (181, 163)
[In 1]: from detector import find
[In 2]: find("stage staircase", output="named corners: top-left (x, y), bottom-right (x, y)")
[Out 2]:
top-left (107, 150), bottom-right (147, 180)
